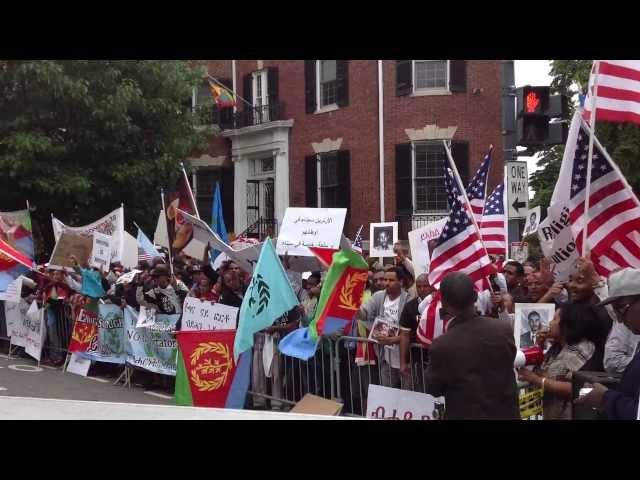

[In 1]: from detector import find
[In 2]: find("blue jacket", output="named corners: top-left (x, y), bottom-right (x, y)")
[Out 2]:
top-left (603, 349), bottom-right (640, 420)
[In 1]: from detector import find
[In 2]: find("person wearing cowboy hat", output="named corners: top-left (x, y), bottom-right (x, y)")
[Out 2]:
top-left (136, 264), bottom-right (187, 316)
top-left (578, 268), bottom-right (640, 419)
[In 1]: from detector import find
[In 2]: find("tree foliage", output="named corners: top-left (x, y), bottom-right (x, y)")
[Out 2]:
top-left (530, 60), bottom-right (640, 216)
top-left (0, 60), bottom-right (207, 258)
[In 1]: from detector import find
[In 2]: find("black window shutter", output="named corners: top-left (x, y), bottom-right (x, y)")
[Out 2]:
top-left (395, 143), bottom-right (413, 214)
top-left (451, 141), bottom-right (470, 186)
top-left (396, 60), bottom-right (413, 97)
top-left (304, 61), bottom-right (317, 114)
top-left (243, 73), bottom-right (253, 104)
top-left (449, 60), bottom-right (467, 93)
top-left (305, 154), bottom-right (318, 207)
top-left (336, 61), bottom-right (349, 107)
top-left (336, 150), bottom-right (351, 213)
top-left (267, 67), bottom-right (279, 106)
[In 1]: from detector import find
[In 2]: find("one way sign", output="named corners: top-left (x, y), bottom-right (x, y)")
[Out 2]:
top-left (506, 161), bottom-right (529, 219)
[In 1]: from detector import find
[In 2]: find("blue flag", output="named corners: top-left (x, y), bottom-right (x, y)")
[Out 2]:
top-left (210, 182), bottom-right (228, 262)
top-left (136, 227), bottom-right (162, 263)
top-left (234, 238), bottom-right (299, 360)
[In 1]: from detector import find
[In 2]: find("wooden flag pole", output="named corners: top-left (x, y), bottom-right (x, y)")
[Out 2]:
top-left (583, 60), bottom-right (601, 256)
top-left (160, 188), bottom-right (174, 277)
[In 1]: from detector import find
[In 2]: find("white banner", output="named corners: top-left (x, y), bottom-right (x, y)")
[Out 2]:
top-left (25, 301), bottom-right (46, 362)
top-left (366, 384), bottom-right (445, 420)
top-left (181, 297), bottom-right (238, 331)
top-left (4, 299), bottom-right (29, 347)
top-left (537, 203), bottom-right (579, 281)
top-left (408, 218), bottom-right (448, 277)
top-left (91, 232), bottom-right (112, 272)
top-left (66, 352), bottom-right (91, 377)
top-left (0, 275), bottom-right (23, 303)
top-left (276, 208), bottom-right (347, 257)
top-left (52, 206), bottom-right (124, 262)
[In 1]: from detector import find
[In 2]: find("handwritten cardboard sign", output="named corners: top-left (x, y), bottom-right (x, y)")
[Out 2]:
top-left (276, 208), bottom-right (347, 257)
top-left (366, 384), bottom-right (445, 420)
top-left (181, 297), bottom-right (238, 331)
top-left (49, 232), bottom-right (93, 269)
top-left (91, 232), bottom-right (112, 272)
top-left (407, 218), bottom-right (448, 276)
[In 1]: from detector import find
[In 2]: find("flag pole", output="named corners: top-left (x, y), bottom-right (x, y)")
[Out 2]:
top-left (503, 165), bottom-right (509, 260)
top-left (583, 60), bottom-right (601, 256)
top-left (181, 162), bottom-right (201, 220)
top-left (443, 140), bottom-right (495, 293)
top-left (160, 188), bottom-right (175, 277)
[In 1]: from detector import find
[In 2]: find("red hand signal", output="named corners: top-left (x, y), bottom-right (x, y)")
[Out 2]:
top-left (526, 91), bottom-right (541, 113)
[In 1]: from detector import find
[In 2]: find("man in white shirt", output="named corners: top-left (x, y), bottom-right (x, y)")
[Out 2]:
top-left (604, 321), bottom-right (640, 374)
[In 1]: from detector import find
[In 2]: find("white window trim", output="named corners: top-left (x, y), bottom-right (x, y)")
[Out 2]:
top-left (411, 60), bottom-right (451, 97)
top-left (252, 69), bottom-right (268, 106)
top-left (411, 141), bottom-right (449, 215)
top-left (315, 60), bottom-right (339, 113)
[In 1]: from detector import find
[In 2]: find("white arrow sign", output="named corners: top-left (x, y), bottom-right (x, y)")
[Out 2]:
top-left (506, 161), bottom-right (529, 219)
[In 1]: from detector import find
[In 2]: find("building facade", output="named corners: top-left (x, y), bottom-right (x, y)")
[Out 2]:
top-left (189, 60), bottom-right (505, 244)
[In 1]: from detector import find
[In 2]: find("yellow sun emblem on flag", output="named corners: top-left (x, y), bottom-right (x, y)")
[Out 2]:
top-left (338, 272), bottom-right (368, 311)
top-left (189, 342), bottom-right (233, 392)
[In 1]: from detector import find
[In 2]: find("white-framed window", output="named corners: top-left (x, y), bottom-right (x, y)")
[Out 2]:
top-left (316, 60), bottom-right (338, 109)
top-left (413, 60), bottom-right (449, 93)
top-left (412, 143), bottom-right (448, 213)
top-left (315, 151), bottom-right (339, 208)
top-left (252, 70), bottom-right (268, 107)
top-left (250, 155), bottom-right (275, 177)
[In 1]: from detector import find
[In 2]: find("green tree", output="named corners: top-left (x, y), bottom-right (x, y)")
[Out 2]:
top-left (530, 60), bottom-right (640, 215)
top-left (0, 60), bottom-right (208, 259)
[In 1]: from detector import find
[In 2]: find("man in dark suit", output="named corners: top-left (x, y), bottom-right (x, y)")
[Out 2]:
top-left (425, 272), bottom-right (520, 419)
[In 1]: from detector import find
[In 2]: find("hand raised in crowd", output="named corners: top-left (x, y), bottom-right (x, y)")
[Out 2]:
top-left (540, 281), bottom-right (565, 303)
top-left (539, 257), bottom-right (555, 286)
top-left (577, 255), bottom-right (602, 287)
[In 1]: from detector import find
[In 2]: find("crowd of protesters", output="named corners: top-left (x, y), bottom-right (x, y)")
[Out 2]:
top-left (1, 236), bottom-right (639, 420)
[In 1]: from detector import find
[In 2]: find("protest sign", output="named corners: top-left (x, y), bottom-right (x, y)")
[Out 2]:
top-left (66, 353), bottom-right (91, 377)
top-left (136, 306), bottom-right (157, 329)
top-left (522, 206), bottom-right (541, 238)
top-left (116, 269), bottom-right (141, 285)
top-left (366, 384), bottom-right (445, 420)
top-left (510, 242), bottom-right (528, 264)
top-left (177, 209), bottom-right (261, 272)
top-left (123, 306), bottom-right (178, 376)
top-left (181, 297), bottom-right (238, 331)
top-left (369, 222), bottom-right (398, 258)
top-left (4, 298), bottom-right (29, 347)
top-left (49, 232), bottom-right (93, 269)
top-left (408, 218), bottom-right (448, 276)
top-left (52, 206), bottom-right (124, 262)
top-left (82, 304), bottom-right (126, 364)
top-left (68, 305), bottom-right (99, 353)
top-left (25, 301), bottom-right (46, 362)
top-left (91, 232), bottom-right (112, 272)
top-left (537, 203), bottom-right (580, 281)
top-left (276, 208), bottom-right (348, 257)
top-left (0, 275), bottom-right (23, 302)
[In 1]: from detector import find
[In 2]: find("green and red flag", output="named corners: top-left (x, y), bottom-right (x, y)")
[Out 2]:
top-left (208, 80), bottom-right (236, 109)
top-left (175, 329), bottom-right (251, 408)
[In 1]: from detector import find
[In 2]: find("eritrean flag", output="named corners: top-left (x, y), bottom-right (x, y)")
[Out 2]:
top-left (209, 80), bottom-right (236, 109)
top-left (0, 209), bottom-right (34, 293)
top-left (279, 249), bottom-right (369, 360)
top-left (175, 330), bottom-right (251, 408)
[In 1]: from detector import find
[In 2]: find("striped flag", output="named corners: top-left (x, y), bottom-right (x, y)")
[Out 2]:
top-left (352, 225), bottom-right (364, 254)
top-left (465, 148), bottom-right (493, 224)
top-left (480, 183), bottom-right (507, 256)
top-left (136, 227), bottom-right (162, 264)
top-left (416, 290), bottom-right (449, 346)
top-left (552, 111), bottom-right (640, 277)
top-left (427, 168), bottom-right (494, 290)
top-left (583, 60), bottom-right (640, 125)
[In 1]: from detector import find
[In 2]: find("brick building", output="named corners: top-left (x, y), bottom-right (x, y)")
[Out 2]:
top-left (188, 60), bottom-right (505, 246)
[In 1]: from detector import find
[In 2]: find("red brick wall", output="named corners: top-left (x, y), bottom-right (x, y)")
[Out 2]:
top-left (215, 60), bottom-right (504, 238)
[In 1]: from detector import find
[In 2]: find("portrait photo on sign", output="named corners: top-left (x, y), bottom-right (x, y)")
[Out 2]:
top-left (522, 206), bottom-right (541, 237)
top-left (369, 222), bottom-right (398, 257)
top-left (515, 303), bottom-right (555, 349)
top-left (368, 317), bottom-right (400, 343)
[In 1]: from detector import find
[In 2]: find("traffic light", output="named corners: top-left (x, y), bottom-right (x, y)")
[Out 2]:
top-left (516, 86), bottom-right (568, 147)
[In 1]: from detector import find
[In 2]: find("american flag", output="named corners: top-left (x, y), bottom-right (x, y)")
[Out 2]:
top-left (427, 168), bottom-right (494, 290)
top-left (352, 225), bottom-right (364, 254)
top-left (564, 114), bottom-right (640, 277)
top-left (416, 290), bottom-right (448, 346)
top-left (583, 60), bottom-right (640, 126)
top-left (480, 183), bottom-right (507, 256)
top-left (465, 148), bottom-right (493, 224)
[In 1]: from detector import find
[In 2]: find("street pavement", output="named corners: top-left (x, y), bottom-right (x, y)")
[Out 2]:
top-left (0, 353), bottom-right (174, 406)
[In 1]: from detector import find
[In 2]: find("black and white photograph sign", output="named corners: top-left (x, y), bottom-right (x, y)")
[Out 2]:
top-left (515, 303), bottom-right (555, 349)
top-left (522, 206), bottom-right (541, 238)
top-left (369, 222), bottom-right (398, 258)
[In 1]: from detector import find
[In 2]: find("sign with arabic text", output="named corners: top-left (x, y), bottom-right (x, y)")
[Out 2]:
top-left (276, 208), bottom-right (347, 257)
